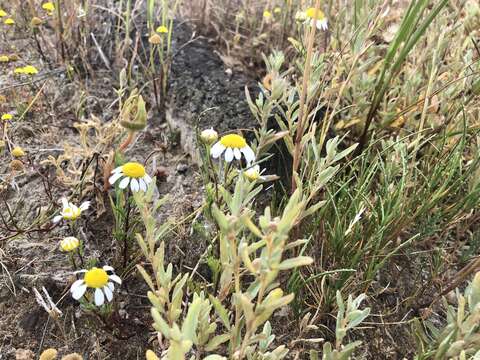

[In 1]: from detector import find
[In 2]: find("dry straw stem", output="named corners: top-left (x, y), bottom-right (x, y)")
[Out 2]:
top-left (291, 0), bottom-right (321, 193)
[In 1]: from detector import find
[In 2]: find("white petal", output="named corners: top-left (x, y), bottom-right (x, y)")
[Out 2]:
top-left (71, 284), bottom-right (87, 300)
top-left (139, 179), bottom-right (147, 192)
top-left (109, 172), bottom-right (123, 185)
top-left (143, 174), bottom-right (152, 184)
top-left (60, 197), bottom-right (69, 208)
top-left (70, 279), bottom-right (85, 291)
top-left (112, 166), bottom-right (124, 173)
top-left (107, 282), bottom-right (115, 292)
top-left (94, 288), bottom-right (105, 306)
top-left (233, 148), bottom-right (241, 160)
top-left (130, 178), bottom-right (139, 192)
top-left (224, 147), bottom-right (234, 162)
top-left (241, 146), bottom-right (256, 164)
top-left (74, 269), bottom-right (88, 274)
top-left (53, 215), bottom-right (62, 223)
top-left (109, 274), bottom-right (122, 284)
top-left (119, 176), bottom-right (130, 189)
top-left (103, 265), bottom-right (114, 271)
top-left (210, 142), bottom-right (225, 158)
top-left (103, 286), bottom-right (113, 302)
top-left (79, 201), bottom-right (90, 211)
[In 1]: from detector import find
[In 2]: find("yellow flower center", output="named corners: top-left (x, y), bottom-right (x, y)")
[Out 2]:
top-left (305, 8), bottom-right (325, 20)
top-left (122, 162), bottom-right (146, 178)
top-left (220, 134), bottom-right (247, 149)
top-left (84, 268), bottom-right (109, 288)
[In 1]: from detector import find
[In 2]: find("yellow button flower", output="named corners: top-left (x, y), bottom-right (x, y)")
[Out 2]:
top-left (60, 236), bottom-right (80, 252)
top-left (70, 265), bottom-right (122, 306)
top-left (11, 146), bottom-right (25, 157)
top-left (42, 2), bottom-right (55, 12)
top-left (4, 18), bottom-right (14, 25)
top-left (1, 113), bottom-right (12, 121)
top-left (22, 65), bottom-right (39, 75)
top-left (0, 55), bottom-right (8, 62)
top-left (156, 25), bottom-right (168, 34)
top-left (274, 7), bottom-right (281, 14)
top-left (0, 10), bottom-right (7, 17)
top-left (263, 10), bottom-right (272, 19)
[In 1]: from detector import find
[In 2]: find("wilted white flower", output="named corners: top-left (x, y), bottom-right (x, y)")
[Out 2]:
top-left (200, 128), bottom-right (218, 144)
top-left (244, 165), bottom-right (265, 181)
top-left (60, 236), bottom-right (80, 252)
top-left (305, 7), bottom-right (328, 30)
top-left (53, 198), bottom-right (90, 223)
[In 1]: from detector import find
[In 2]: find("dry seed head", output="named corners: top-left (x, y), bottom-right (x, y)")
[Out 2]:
top-left (10, 159), bottom-right (24, 171)
top-left (40, 348), bottom-right (58, 360)
top-left (31, 17), bottom-right (43, 26)
top-left (149, 34), bottom-right (162, 45)
top-left (61, 354), bottom-right (83, 360)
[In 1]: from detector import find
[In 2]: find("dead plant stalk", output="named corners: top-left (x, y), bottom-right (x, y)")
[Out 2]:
top-left (291, 0), bottom-right (321, 193)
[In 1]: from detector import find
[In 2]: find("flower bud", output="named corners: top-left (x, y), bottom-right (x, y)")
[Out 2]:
top-left (120, 90), bottom-right (147, 131)
top-left (200, 128), bottom-right (218, 144)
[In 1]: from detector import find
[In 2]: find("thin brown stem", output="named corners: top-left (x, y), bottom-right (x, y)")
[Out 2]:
top-left (291, 0), bottom-right (321, 193)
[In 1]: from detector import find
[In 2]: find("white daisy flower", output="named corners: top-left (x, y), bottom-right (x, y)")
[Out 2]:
top-left (211, 134), bottom-right (255, 164)
top-left (305, 7), bottom-right (328, 30)
top-left (108, 162), bottom-right (152, 192)
top-left (70, 265), bottom-right (122, 306)
top-left (200, 128), bottom-right (218, 144)
top-left (60, 236), bottom-right (80, 252)
top-left (53, 197), bottom-right (90, 223)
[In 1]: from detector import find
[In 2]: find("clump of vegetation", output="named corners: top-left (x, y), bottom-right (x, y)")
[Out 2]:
top-left (1, 0), bottom-right (480, 359)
